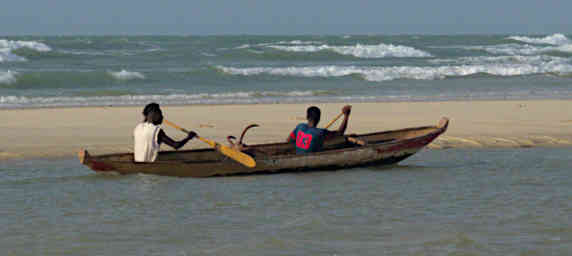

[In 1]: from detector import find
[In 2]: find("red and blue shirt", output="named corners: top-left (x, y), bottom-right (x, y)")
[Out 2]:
top-left (289, 123), bottom-right (327, 154)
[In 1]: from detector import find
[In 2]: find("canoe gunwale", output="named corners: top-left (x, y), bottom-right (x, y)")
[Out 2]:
top-left (88, 123), bottom-right (445, 161)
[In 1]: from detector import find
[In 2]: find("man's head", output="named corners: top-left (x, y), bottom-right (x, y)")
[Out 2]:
top-left (143, 102), bottom-right (163, 125)
top-left (306, 106), bottom-right (321, 126)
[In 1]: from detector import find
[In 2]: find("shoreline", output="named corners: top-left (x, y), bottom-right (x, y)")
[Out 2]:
top-left (2, 97), bottom-right (572, 111)
top-left (1, 99), bottom-right (571, 160)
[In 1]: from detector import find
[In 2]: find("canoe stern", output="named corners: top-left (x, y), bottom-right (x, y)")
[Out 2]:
top-left (78, 149), bottom-right (116, 172)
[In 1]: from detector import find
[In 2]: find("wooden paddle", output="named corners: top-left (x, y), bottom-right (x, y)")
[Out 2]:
top-left (324, 112), bottom-right (344, 129)
top-left (324, 110), bottom-right (366, 145)
top-left (163, 120), bottom-right (256, 168)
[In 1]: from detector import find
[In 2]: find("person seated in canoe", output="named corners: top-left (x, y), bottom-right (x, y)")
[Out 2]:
top-left (133, 103), bottom-right (197, 162)
top-left (288, 105), bottom-right (351, 154)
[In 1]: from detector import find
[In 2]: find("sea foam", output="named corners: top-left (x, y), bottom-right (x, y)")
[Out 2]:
top-left (0, 39), bottom-right (51, 52)
top-left (217, 61), bottom-right (572, 82)
top-left (0, 39), bottom-right (52, 62)
top-left (0, 90), bottom-right (326, 108)
top-left (235, 40), bottom-right (322, 50)
top-left (508, 33), bottom-right (570, 45)
top-left (429, 55), bottom-right (567, 65)
top-left (0, 70), bottom-right (18, 85)
top-left (108, 70), bottom-right (145, 80)
top-left (466, 44), bottom-right (572, 55)
top-left (267, 43), bottom-right (431, 58)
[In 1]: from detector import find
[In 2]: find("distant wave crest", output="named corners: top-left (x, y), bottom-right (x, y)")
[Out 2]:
top-left (465, 43), bottom-right (572, 55)
top-left (235, 40), bottom-right (322, 49)
top-left (0, 70), bottom-right (18, 84)
top-left (108, 70), bottom-right (145, 80)
top-left (267, 43), bottom-right (431, 58)
top-left (0, 39), bottom-right (52, 62)
top-left (429, 55), bottom-right (567, 65)
top-left (217, 62), bottom-right (572, 82)
top-left (508, 33), bottom-right (570, 45)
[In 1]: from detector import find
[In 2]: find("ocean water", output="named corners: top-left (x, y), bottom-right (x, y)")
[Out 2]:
top-left (1, 34), bottom-right (572, 108)
top-left (1, 147), bottom-right (571, 255)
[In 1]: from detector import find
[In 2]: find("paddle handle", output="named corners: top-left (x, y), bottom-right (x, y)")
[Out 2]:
top-left (324, 112), bottom-right (344, 129)
top-left (164, 119), bottom-right (212, 145)
top-left (163, 119), bottom-right (190, 133)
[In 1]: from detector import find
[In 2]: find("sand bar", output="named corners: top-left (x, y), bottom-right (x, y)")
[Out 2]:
top-left (1, 100), bottom-right (571, 160)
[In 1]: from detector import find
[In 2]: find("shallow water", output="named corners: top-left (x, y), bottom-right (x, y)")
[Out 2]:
top-left (1, 147), bottom-right (571, 255)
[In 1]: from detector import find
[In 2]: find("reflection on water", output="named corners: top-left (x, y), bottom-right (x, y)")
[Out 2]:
top-left (1, 147), bottom-right (571, 255)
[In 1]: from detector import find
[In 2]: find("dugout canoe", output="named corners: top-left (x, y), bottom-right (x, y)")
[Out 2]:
top-left (78, 117), bottom-right (449, 177)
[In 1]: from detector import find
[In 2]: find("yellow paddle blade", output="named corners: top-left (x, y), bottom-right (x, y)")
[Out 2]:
top-left (198, 136), bottom-right (256, 168)
top-left (164, 119), bottom-right (256, 168)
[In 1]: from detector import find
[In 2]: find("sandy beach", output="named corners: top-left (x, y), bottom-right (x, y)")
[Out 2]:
top-left (1, 100), bottom-right (571, 160)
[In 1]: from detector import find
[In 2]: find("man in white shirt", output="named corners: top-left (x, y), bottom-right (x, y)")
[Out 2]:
top-left (133, 103), bottom-right (197, 162)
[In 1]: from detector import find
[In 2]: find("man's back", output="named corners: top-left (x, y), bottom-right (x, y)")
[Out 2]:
top-left (290, 123), bottom-right (327, 154)
top-left (133, 122), bottom-right (161, 162)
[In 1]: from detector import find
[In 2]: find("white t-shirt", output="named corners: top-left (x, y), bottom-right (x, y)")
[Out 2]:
top-left (133, 122), bottom-right (161, 162)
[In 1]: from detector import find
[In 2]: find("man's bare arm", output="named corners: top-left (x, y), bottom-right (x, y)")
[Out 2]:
top-left (158, 129), bottom-right (196, 149)
top-left (324, 105), bottom-right (351, 140)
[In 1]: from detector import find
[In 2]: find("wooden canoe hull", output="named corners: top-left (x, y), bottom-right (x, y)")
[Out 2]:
top-left (79, 118), bottom-right (449, 177)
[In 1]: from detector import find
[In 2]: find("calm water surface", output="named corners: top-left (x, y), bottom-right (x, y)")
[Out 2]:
top-left (1, 147), bottom-right (571, 255)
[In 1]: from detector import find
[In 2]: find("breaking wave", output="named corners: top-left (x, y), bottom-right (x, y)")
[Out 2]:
top-left (235, 40), bottom-right (323, 49)
top-left (508, 33), bottom-right (570, 45)
top-left (108, 70), bottom-right (145, 80)
top-left (0, 39), bottom-right (52, 62)
top-left (234, 40), bottom-right (430, 58)
top-left (4, 89), bottom-right (569, 108)
top-left (465, 44), bottom-right (572, 55)
top-left (0, 70), bottom-right (150, 89)
top-left (0, 70), bottom-right (18, 85)
top-left (217, 62), bottom-right (572, 82)
top-left (429, 55), bottom-right (568, 65)
top-left (267, 43), bottom-right (431, 58)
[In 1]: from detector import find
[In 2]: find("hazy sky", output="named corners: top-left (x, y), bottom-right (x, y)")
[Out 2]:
top-left (1, 0), bottom-right (571, 35)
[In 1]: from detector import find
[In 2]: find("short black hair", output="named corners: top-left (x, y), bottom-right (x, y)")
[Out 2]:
top-left (307, 106), bottom-right (321, 123)
top-left (143, 102), bottom-right (161, 116)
